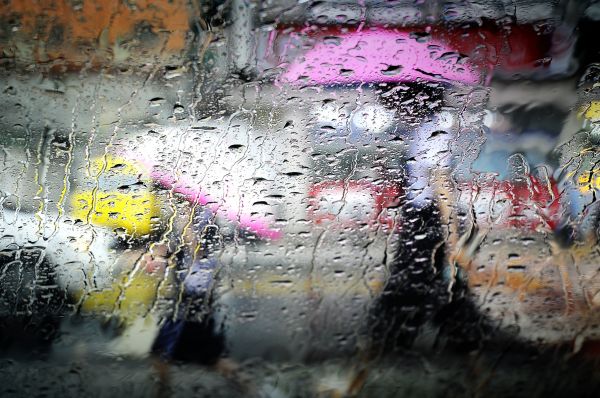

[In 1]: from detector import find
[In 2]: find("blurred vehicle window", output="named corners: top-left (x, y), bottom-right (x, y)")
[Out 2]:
top-left (2, 1), bottom-right (600, 397)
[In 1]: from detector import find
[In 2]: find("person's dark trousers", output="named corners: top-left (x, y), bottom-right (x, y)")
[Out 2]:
top-left (151, 225), bottom-right (225, 365)
top-left (369, 203), bottom-right (446, 352)
top-left (369, 202), bottom-right (496, 354)
top-left (151, 306), bottom-right (225, 365)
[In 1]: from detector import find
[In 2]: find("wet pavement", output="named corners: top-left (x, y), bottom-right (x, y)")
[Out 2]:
top-left (2, 341), bottom-right (599, 398)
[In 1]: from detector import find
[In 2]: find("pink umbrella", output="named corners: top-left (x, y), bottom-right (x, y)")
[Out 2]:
top-left (121, 152), bottom-right (283, 240)
top-left (147, 169), bottom-right (283, 240)
top-left (280, 27), bottom-right (481, 86)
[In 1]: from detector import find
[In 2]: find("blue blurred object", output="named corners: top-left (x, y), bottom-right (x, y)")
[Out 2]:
top-left (152, 211), bottom-right (225, 364)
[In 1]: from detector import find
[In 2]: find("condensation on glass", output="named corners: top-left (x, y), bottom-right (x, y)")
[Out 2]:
top-left (1, 1), bottom-right (600, 397)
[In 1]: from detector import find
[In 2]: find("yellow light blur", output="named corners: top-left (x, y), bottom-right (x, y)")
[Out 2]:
top-left (70, 156), bottom-right (161, 237)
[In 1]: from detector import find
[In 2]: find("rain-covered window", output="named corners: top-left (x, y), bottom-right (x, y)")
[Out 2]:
top-left (2, 1), bottom-right (600, 396)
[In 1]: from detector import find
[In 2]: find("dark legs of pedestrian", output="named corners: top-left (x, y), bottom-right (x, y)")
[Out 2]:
top-left (369, 203), bottom-right (447, 352)
top-left (369, 198), bottom-right (497, 354)
top-left (151, 220), bottom-right (225, 363)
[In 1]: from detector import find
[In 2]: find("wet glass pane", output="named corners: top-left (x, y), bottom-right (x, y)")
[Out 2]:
top-left (1, 1), bottom-right (600, 396)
